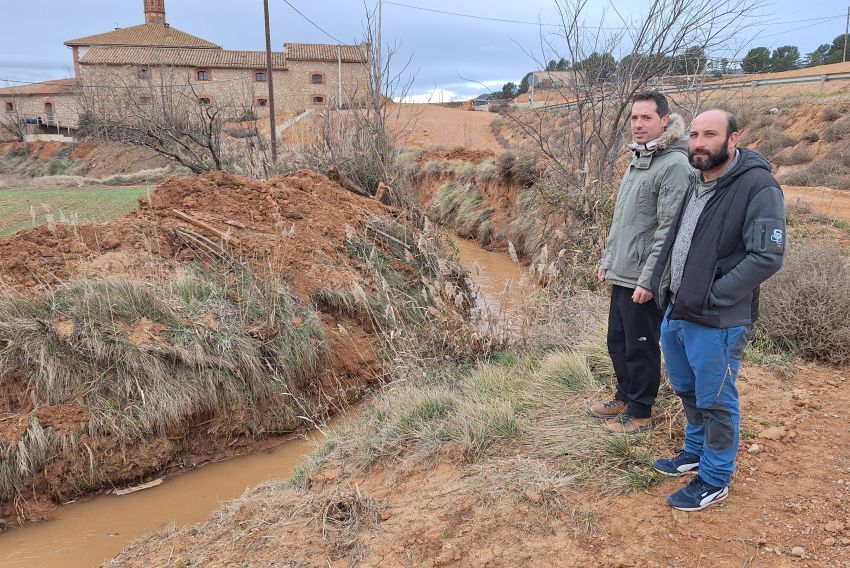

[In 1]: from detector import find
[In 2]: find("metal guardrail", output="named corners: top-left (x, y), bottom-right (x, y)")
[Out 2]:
top-left (521, 70), bottom-right (850, 111)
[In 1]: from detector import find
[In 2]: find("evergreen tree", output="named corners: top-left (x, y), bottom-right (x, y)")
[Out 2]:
top-left (741, 47), bottom-right (771, 73)
top-left (770, 45), bottom-right (800, 72)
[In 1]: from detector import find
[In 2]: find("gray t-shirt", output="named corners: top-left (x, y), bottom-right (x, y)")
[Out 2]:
top-left (670, 151), bottom-right (739, 297)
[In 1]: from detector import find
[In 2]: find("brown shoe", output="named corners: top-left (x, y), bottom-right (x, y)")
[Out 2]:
top-left (588, 399), bottom-right (627, 419)
top-left (603, 415), bottom-right (653, 434)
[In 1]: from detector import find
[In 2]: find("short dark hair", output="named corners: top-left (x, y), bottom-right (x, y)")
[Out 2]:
top-left (726, 112), bottom-right (739, 137)
top-left (632, 91), bottom-right (670, 118)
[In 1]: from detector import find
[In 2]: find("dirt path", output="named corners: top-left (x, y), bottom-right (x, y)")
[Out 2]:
top-left (785, 185), bottom-right (850, 223)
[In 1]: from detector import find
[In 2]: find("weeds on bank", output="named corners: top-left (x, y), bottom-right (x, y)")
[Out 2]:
top-left (0, 267), bottom-right (328, 506)
top-left (428, 182), bottom-right (495, 245)
top-left (296, 332), bottom-right (679, 500)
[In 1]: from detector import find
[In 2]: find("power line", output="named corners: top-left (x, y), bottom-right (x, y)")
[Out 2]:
top-left (385, 1), bottom-right (844, 31)
top-left (280, 0), bottom-right (345, 45)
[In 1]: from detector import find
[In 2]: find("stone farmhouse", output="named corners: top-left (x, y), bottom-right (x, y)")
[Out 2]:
top-left (1, 0), bottom-right (370, 136)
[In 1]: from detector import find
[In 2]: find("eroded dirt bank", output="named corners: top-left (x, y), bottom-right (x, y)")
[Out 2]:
top-left (0, 170), bottom-right (452, 529)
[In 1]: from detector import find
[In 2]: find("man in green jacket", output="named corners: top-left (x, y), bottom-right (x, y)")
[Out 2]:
top-left (590, 91), bottom-right (691, 434)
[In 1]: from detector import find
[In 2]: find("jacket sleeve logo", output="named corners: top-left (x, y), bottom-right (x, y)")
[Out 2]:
top-left (770, 228), bottom-right (784, 247)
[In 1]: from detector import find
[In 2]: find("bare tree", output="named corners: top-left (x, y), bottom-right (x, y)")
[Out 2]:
top-left (515, 0), bottom-right (760, 187)
top-left (0, 99), bottom-right (28, 142)
top-left (78, 67), bottom-right (263, 174)
top-left (500, 0), bottom-right (761, 272)
top-left (297, 2), bottom-right (418, 196)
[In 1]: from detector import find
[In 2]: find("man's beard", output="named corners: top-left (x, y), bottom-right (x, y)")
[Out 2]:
top-left (689, 143), bottom-right (730, 171)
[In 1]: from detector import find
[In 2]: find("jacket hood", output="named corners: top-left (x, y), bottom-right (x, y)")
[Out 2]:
top-left (720, 147), bottom-right (773, 184)
top-left (656, 113), bottom-right (687, 153)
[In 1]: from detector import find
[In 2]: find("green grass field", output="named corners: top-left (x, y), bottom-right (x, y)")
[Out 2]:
top-left (0, 186), bottom-right (151, 236)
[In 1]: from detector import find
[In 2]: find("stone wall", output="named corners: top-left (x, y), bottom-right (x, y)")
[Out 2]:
top-left (80, 60), bottom-right (370, 119)
top-left (282, 60), bottom-right (370, 112)
top-left (2, 94), bottom-right (79, 131)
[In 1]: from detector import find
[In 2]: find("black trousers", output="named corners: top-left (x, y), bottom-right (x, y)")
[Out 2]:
top-left (607, 285), bottom-right (663, 419)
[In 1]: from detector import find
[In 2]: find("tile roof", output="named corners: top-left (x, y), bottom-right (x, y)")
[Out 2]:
top-left (65, 23), bottom-right (221, 49)
top-left (284, 43), bottom-right (369, 63)
top-left (80, 47), bottom-right (287, 70)
top-left (0, 78), bottom-right (79, 97)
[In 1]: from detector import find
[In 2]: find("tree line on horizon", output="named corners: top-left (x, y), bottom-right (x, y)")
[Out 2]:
top-left (489, 33), bottom-right (849, 100)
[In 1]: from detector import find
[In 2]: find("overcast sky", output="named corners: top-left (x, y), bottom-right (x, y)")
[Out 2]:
top-left (1, 0), bottom-right (846, 101)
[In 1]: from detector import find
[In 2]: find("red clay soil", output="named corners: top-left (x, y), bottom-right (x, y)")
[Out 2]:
top-left (106, 363), bottom-right (850, 567)
top-left (0, 169), bottom-right (389, 298)
top-left (0, 170), bottom-right (392, 528)
top-left (68, 142), bottom-right (170, 177)
top-left (0, 141), bottom-right (170, 177)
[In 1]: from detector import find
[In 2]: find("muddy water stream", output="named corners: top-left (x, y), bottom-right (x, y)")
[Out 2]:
top-left (446, 233), bottom-right (527, 317)
top-left (0, 234), bottom-right (521, 568)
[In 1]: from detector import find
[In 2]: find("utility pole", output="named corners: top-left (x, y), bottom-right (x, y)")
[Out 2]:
top-left (263, 0), bottom-right (278, 163)
top-left (376, 0), bottom-right (382, 100)
top-left (844, 5), bottom-right (849, 63)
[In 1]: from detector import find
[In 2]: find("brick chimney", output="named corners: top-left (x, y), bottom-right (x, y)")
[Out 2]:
top-left (144, 0), bottom-right (166, 24)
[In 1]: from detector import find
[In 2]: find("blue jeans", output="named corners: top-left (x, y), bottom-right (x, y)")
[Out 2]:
top-left (661, 308), bottom-right (752, 487)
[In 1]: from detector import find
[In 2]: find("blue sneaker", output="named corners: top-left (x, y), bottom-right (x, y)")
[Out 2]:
top-left (667, 476), bottom-right (728, 511)
top-left (652, 450), bottom-right (700, 477)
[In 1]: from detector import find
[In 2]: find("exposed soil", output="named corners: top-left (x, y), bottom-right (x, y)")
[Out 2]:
top-left (390, 103), bottom-right (502, 152)
top-left (0, 141), bottom-right (169, 178)
top-left (785, 185), bottom-right (850, 223)
top-left (0, 169), bottom-right (389, 298)
top-left (104, 362), bottom-right (849, 567)
top-left (416, 148), bottom-right (496, 164)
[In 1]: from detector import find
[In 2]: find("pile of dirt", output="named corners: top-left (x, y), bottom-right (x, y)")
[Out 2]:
top-left (0, 169), bottom-right (388, 298)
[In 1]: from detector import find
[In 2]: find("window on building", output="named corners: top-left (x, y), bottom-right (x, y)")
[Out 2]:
top-left (255, 71), bottom-right (267, 82)
top-left (138, 68), bottom-right (150, 80)
top-left (198, 97), bottom-right (211, 105)
top-left (4, 102), bottom-right (13, 113)
top-left (312, 95), bottom-right (325, 104)
top-left (196, 69), bottom-right (210, 81)
top-left (311, 73), bottom-right (323, 84)
top-left (257, 98), bottom-right (268, 108)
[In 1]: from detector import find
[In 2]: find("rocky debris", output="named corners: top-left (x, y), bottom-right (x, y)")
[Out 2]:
top-left (790, 546), bottom-right (805, 557)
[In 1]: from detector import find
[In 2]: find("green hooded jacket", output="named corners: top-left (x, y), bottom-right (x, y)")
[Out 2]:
top-left (600, 113), bottom-right (692, 290)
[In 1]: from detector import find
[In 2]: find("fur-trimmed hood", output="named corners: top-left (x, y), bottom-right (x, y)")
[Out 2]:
top-left (629, 113), bottom-right (687, 155)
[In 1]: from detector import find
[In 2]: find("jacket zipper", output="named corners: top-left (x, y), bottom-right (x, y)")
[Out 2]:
top-left (760, 224), bottom-right (766, 249)
top-left (717, 364), bottom-right (731, 397)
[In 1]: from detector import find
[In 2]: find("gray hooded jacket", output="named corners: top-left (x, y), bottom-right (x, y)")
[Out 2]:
top-left (601, 113), bottom-right (692, 290)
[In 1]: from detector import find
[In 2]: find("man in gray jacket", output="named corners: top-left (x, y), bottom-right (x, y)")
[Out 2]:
top-left (591, 91), bottom-right (691, 434)
top-left (650, 109), bottom-right (785, 511)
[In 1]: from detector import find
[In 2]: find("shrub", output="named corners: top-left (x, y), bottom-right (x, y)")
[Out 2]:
top-left (782, 160), bottom-right (848, 188)
top-left (497, 151), bottom-right (515, 181)
top-left (759, 241), bottom-right (850, 365)
top-left (772, 146), bottom-right (813, 166)
top-left (756, 128), bottom-right (795, 160)
top-left (824, 117), bottom-right (850, 143)
top-left (800, 131), bottom-right (819, 143)
top-left (822, 107), bottom-right (841, 122)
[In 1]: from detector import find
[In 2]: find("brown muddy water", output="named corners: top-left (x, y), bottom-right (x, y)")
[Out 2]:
top-left (446, 233), bottom-right (527, 318)
top-left (0, 234), bottom-right (522, 568)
